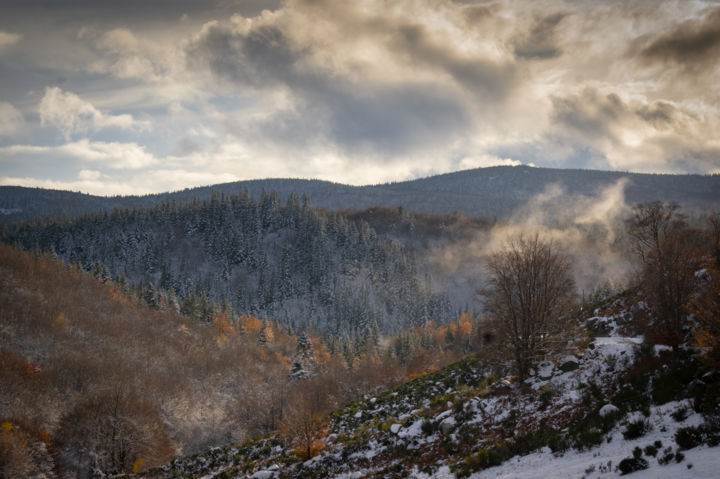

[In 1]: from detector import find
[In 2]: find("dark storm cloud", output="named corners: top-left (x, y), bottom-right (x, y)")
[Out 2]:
top-left (635, 101), bottom-right (677, 129)
top-left (551, 88), bottom-right (694, 138)
top-left (391, 23), bottom-right (518, 100)
top-left (186, 22), bottom-right (297, 88)
top-left (186, 14), bottom-right (472, 155)
top-left (550, 89), bottom-right (626, 141)
top-left (0, 0), bottom-right (282, 24)
top-left (3, 0), bottom-right (720, 195)
top-left (460, 2), bottom-right (502, 24)
top-left (236, 80), bottom-right (470, 156)
top-left (640, 7), bottom-right (720, 67)
top-left (514, 12), bottom-right (567, 60)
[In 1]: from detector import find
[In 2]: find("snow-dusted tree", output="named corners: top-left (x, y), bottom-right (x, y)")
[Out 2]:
top-left (289, 332), bottom-right (316, 380)
top-left (484, 234), bottom-right (576, 380)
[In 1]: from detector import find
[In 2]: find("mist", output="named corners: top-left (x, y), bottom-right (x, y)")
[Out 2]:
top-left (428, 178), bottom-right (634, 310)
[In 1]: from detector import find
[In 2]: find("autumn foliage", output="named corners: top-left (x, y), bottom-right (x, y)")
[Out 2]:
top-left (0, 243), bottom-right (474, 476)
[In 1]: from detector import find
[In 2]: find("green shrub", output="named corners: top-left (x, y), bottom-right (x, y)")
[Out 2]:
top-left (618, 456), bottom-right (648, 475)
top-left (612, 374), bottom-right (651, 416)
top-left (622, 419), bottom-right (650, 440)
top-left (671, 406), bottom-right (689, 422)
top-left (675, 426), bottom-right (704, 450)
top-left (539, 385), bottom-right (554, 409)
top-left (463, 449), bottom-right (490, 472)
top-left (618, 448), bottom-right (648, 475)
top-left (658, 447), bottom-right (676, 465)
top-left (643, 443), bottom-right (658, 457)
top-left (421, 419), bottom-right (437, 435)
top-left (574, 428), bottom-right (604, 450)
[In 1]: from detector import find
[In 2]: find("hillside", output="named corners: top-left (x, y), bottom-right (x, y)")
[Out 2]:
top-left (2, 166), bottom-right (719, 223)
top-left (1, 243), bottom-right (478, 478)
top-left (129, 294), bottom-right (720, 479)
top-left (1, 192), bottom-right (456, 338)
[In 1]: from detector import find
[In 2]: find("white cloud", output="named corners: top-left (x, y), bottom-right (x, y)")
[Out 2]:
top-left (0, 103), bottom-right (24, 136)
top-left (0, 169), bottom-right (239, 197)
top-left (81, 27), bottom-right (180, 82)
top-left (2, 140), bottom-right (156, 170)
top-left (458, 154), bottom-right (523, 170)
top-left (39, 87), bottom-right (151, 139)
top-left (0, 31), bottom-right (20, 52)
top-left (77, 169), bottom-right (102, 181)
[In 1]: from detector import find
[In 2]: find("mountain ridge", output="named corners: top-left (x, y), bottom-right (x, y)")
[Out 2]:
top-left (2, 165), bottom-right (719, 223)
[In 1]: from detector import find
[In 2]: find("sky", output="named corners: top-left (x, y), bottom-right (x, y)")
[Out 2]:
top-left (0, 0), bottom-right (719, 196)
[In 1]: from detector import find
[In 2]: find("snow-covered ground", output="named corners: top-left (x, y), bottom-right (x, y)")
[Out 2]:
top-left (415, 445), bottom-right (717, 479)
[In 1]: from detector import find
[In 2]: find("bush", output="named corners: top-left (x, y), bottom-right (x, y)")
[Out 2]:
top-left (644, 441), bottom-right (660, 457)
top-left (622, 419), bottom-right (651, 440)
top-left (575, 428), bottom-right (604, 450)
top-left (539, 385), bottom-right (554, 409)
top-left (618, 456), bottom-right (648, 475)
top-left (675, 426), bottom-right (704, 450)
top-left (421, 419), bottom-right (437, 435)
top-left (463, 449), bottom-right (490, 472)
top-left (671, 406), bottom-right (689, 422)
top-left (612, 374), bottom-right (651, 416)
top-left (618, 447), bottom-right (648, 475)
top-left (657, 446), bottom-right (685, 465)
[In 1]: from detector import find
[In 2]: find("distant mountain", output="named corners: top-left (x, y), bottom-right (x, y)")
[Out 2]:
top-left (2, 166), bottom-right (718, 223)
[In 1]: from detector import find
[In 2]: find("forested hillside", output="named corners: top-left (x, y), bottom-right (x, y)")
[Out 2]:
top-left (2, 166), bottom-right (718, 223)
top-left (0, 243), bottom-right (487, 477)
top-left (2, 190), bottom-right (454, 337)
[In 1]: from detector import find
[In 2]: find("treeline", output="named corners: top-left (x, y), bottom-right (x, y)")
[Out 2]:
top-left (0, 244), bottom-right (482, 478)
top-left (2, 190), bottom-right (454, 338)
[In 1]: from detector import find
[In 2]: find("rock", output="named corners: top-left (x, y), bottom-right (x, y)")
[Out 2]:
top-left (599, 403), bottom-right (620, 417)
top-left (250, 471), bottom-right (276, 479)
top-left (440, 416), bottom-right (456, 434)
top-left (559, 357), bottom-right (579, 372)
top-left (537, 361), bottom-right (555, 380)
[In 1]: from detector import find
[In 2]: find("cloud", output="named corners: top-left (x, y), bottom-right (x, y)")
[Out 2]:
top-left (0, 31), bottom-right (21, 51)
top-left (185, 0), bottom-right (520, 157)
top-left (458, 154), bottom-right (523, 170)
top-left (2, 140), bottom-right (156, 170)
top-left (39, 87), bottom-right (151, 139)
top-left (547, 87), bottom-right (720, 173)
top-left (0, 103), bottom-right (24, 136)
top-left (80, 27), bottom-right (174, 81)
top-left (639, 7), bottom-right (720, 69)
top-left (2, 0), bottom-right (720, 194)
top-left (77, 169), bottom-right (102, 181)
top-left (0, 168), bottom-right (239, 197)
top-left (513, 12), bottom-right (567, 60)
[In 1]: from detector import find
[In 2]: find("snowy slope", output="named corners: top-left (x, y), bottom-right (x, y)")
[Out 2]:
top-left (134, 302), bottom-right (720, 479)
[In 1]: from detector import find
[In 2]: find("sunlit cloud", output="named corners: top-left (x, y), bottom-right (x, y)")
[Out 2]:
top-left (0, 0), bottom-right (718, 194)
top-left (0, 30), bottom-right (20, 52)
top-left (39, 87), bottom-right (151, 140)
top-left (2, 140), bottom-right (156, 170)
top-left (0, 103), bottom-right (24, 136)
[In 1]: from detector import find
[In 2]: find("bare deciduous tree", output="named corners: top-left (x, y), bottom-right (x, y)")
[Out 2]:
top-left (484, 234), bottom-right (576, 380)
top-left (624, 201), bottom-right (701, 346)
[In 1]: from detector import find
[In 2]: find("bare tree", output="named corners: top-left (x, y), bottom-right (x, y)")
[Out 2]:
top-left (484, 234), bottom-right (576, 380)
top-left (624, 201), bottom-right (700, 346)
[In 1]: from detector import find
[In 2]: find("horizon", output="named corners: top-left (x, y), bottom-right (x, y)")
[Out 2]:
top-left (2, 163), bottom-right (720, 199)
top-left (1, 0), bottom-right (719, 196)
